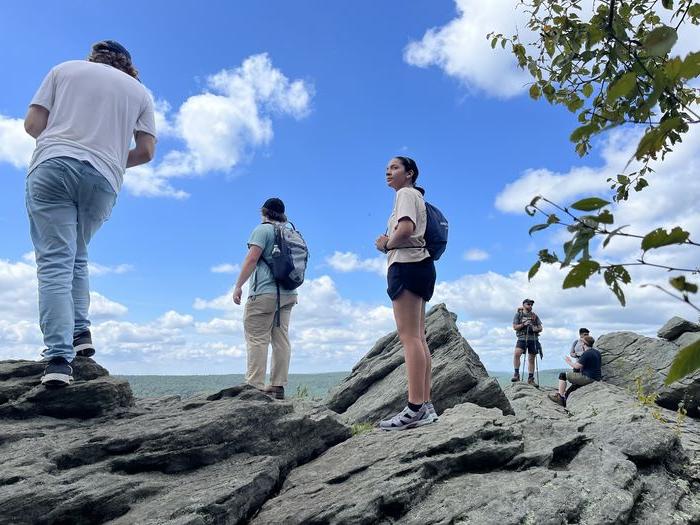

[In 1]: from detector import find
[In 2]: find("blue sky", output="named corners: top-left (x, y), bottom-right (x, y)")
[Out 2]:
top-left (1, 1), bottom-right (699, 374)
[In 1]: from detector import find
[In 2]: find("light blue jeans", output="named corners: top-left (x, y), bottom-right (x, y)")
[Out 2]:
top-left (26, 157), bottom-right (117, 361)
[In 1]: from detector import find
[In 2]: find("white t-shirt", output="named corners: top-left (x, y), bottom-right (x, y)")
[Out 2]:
top-left (27, 60), bottom-right (157, 193)
top-left (387, 187), bottom-right (430, 266)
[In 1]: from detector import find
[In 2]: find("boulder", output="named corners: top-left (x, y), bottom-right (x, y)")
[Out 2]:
top-left (0, 380), bottom-right (350, 525)
top-left (0, 358), bottom-right (131, 419)
top-left (659, 316), bottom-right (700, 341)
top-left (326, 303), bottom-right (513, 424)
top-left (597, 331), bottom-right (700, 417)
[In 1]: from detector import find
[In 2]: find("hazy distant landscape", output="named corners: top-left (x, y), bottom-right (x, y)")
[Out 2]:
top-left (117, 370), bottom-right (563, 399)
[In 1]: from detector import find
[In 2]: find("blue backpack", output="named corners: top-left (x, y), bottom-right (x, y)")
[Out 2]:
top-left (424, 201), bottom-right (448, 261)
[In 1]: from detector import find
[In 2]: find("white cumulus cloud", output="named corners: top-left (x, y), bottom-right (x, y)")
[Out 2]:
top-left (0, 115), bottom-right (34, 169)
top-left (404, 0), bottom-right (532, 98)
top-left (326, 251), bottom-right (387, 276)
top-left (463, 248), bottom-right (489, 261)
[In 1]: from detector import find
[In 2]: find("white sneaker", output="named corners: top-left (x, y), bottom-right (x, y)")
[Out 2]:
top-left (379, 404), bottom-right (430, 431)
top-left (425, 402), bottom-right (439, 423)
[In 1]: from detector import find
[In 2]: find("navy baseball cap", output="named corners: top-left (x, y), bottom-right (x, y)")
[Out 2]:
top-left (92, 40), bottom-right (132, 61)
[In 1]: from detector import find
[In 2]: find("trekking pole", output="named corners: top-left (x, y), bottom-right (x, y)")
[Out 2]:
top-left (535, 347), bottom-right (540, 386)
top-left (521, 326), bottom-right (528, 382)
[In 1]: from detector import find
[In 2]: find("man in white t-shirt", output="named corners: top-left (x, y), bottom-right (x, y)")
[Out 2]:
top-left (24, 40), bottom-right (157, 387)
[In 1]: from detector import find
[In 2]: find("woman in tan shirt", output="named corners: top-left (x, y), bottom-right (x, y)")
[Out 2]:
top-left (375, 156), bottom-right (436, 430)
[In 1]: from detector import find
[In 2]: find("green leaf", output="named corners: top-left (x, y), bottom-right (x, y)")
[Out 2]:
top-left (603, 225), bottom-right (629, 248)
top-left (546, 214), bottom-right (560, 225)
top-left (606, 72), bottom-right (637, 103)
top-left (529, 196), bottom-right (542, 207)
top-left (538, 249), bottom-right (559, 264)
top-left (596, 210), bottom-right (614, 224)
top-left (680, 52), bottom-right (700, 80)
top-left (641, 226), bottom-right (690, 251)
top-left (665, 339), bottom-right (700, 385)
top-left (529, 223), bottom-right (550, 236)
top-left (563, 261), bottom-right (600, 289)
top-left (670, 276), bottom-right (699, 294)
top-left (662, 0), bottom-right (673, 8)
top-left (643, 25), bottom-right (678, 57)
top-left (570, 197), bottom-right (611, 211)
top-left (610, 281), bottom-right (627, 306)
top-left (528, 261), bottom-right (541, 281)
top-left (529, 84), bottom-right (542, 100)
top-left (582, 84), bottom-right (594, 98)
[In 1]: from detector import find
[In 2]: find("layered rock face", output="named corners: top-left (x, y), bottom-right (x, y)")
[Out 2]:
top-left (2, 309), bottom-right (700, 524)
top-left (326, 303), bottom-right (513, 423)
top-left (597, 316), bottom-right (700, 416)
top-left (0, 364), bottom-right (349, 525)
top-left (256, 382), bottom-right (699, 524)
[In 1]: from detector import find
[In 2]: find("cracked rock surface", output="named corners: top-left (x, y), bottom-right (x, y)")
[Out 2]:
top-left (2, 308), bottom-right (700, 524)
top-left (598, 320), bottom-right (700, 416)
top-left (326, 303), bottom-right (513, 424)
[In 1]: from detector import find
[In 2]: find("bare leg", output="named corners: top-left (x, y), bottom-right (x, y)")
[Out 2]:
top-left (528, 353), bottom-right (536, 375)
top-left (558, 379), bottom-right (567, 397)
top-left (419, 300), bottom-right (431, 402)
top-left (513, 347), bottom-right (523, 371)
top-left (392, 290), bottom-right (427, 405)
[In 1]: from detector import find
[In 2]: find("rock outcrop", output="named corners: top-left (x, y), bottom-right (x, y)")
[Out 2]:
top-left (3, 309), bottom-right (700, 524)
top-left (326, 303), bottom-right (513, 423)
top-left (0, 374), bottom-right (349, 524)
top-left (255, 382), bottom-right (699, 524)
top-left (598, 318), bottom-right (700, 416)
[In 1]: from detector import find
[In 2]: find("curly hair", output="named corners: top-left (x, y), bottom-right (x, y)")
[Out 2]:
top-left (262, 207), bottom-right (287, 223)
top-left (88, 49), bottom-right (139, 79)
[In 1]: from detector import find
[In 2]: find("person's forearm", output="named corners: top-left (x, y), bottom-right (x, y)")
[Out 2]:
top-left (126, 148), bottom-right (152, 168)
top-left (386, 223), bottom-right (414, 250)
top-left (235, 257), bottom-right (258, 289)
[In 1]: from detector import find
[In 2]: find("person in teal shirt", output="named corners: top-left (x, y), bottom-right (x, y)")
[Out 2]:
top-left (232, 198), bottom-right (297, 399)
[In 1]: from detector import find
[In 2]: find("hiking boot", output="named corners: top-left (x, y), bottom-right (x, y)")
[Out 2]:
top-left (548, 392), bottom-right (566, 407)
top-left (41, 357), bottom-right (73, 387)
top-left (264, 385), bottom-right (285, 400)
top-left (73, 330), bottom-right (95, 358)
top-left (511, 371), bottom-right (520, 382)
top-left (379, 404), bottom-right (430, 431)
top-left (425, 402), bottom-right (439, 423)
top-left (527, 377), bottom-right (539, 388)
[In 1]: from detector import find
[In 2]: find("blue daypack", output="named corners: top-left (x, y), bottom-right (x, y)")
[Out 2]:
top-left (424, 201), bottom-right (448, 260)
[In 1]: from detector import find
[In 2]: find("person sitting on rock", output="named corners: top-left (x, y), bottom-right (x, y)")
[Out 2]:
top-left (549, 335), bottom-right (602, 407)
top-left (511, 299), bottom-right (543, 386)
top-left (24, 41), bottom-right (156, 387)
top-left (570, 327), bottom-right (590, 359)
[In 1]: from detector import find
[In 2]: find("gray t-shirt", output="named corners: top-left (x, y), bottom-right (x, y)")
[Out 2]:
top-left (27, 60), bottom-right (157, 193)
top-left (570, 339), bottom-right (585, 358)
top-left (513, 309), bottom-right (542, 339)
top-left (247, 223), bottom-right (298, 298)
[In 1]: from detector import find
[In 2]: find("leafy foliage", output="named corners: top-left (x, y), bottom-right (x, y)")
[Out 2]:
top-left (492, 1), bottom-right (700, 381)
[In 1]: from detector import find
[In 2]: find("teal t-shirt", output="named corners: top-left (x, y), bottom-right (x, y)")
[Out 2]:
top-left (247, 222), bottom-right (298, 298)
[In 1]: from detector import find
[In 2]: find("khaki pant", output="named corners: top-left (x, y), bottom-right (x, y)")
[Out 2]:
top-left (566, 371), bottom-right (595, 387)
top-left (244, 293), bottom-right (297, 389)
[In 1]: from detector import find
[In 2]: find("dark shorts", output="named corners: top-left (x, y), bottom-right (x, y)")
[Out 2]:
top-left (516, 339), bottom-right (539, 354)
top-left (387, 258), bottom-right (436, 302)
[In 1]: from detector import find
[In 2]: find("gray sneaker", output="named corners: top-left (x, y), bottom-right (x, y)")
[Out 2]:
top-left (379, 404), bottom-right (430, 431)
top-left (425, 402), bottom-right (439, 423)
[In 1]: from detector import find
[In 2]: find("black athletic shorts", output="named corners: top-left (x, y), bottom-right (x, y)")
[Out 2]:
top-left (387, 258), bottom-right (436, 302)
top-left (516, 339), bottom-right (539, 354)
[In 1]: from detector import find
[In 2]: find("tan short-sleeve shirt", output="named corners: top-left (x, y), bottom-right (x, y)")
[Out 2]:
top-left (387, 187), bottom-right (430, 266)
